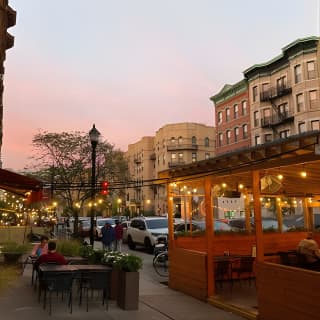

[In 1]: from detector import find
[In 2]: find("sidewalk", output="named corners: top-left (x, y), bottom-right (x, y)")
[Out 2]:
top-left (0, 263), bottom-right (245, 320)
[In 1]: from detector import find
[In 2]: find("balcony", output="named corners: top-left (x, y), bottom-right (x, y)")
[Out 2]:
top-left (167, 144), bottom-right (198, 151)
top-left (260, 82), bottom-right (292, 102)
top-left (261, 110), bottom-right (294, 128)
top-left (149, 153), bottom-right (156, 160)
top-left (168, 160), bottom-right (186, 168)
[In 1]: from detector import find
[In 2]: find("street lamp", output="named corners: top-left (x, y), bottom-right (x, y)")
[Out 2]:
top-left (89, 124), bottom-right (100, 246)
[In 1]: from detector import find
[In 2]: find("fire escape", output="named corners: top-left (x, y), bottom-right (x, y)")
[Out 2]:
top-left (260, 81), bottom-right (294, 136)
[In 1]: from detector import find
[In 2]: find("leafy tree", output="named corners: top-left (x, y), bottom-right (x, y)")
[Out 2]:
top-left (27, 130), bottom-right (129, 233)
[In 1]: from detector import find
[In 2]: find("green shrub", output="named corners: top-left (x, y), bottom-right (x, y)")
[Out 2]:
top-left (0, 242), bottom-right (31, 254)
top-left (56, 239), bottom-right (82, 256)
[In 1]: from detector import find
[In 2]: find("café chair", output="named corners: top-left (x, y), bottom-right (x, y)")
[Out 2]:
top-left (43, 273), bottom-right (74, 315)
top-left (231, 256), bottom-right (255, 286)
top-left (79, 271), bottom-right (110, 312)
top-left (214, 260), bottom-right (232, 289)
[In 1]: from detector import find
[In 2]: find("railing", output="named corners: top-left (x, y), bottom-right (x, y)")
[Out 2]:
top-left (168, 160), bottom-right (186, 168)
top-left (260, 82), bottom-right (292, 102)
top-left (167, 144), bottom-right (198, 151)
top-left (261, 110), bottom-right (294, 128)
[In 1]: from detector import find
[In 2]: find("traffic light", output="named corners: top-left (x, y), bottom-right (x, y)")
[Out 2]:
top-left (101, 181), bottom-right (109, 195)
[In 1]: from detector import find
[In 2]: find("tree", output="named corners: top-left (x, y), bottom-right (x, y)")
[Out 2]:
top-left (28, 130), bottom-right (129, 233)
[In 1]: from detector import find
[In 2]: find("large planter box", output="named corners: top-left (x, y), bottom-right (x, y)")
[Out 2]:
top-left (3, 253), bottom-right (23, 265)
top-left (109, 267), bottom-right (119, 300)
top-left (117, 270), bottom-right (139, 310)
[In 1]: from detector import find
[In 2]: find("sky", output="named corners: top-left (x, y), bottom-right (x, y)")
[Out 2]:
top-left (2, 0), bottom-right (318, 171)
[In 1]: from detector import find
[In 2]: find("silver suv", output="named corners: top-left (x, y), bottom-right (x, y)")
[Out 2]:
top-left (127, 217), bottom-right (168, 253)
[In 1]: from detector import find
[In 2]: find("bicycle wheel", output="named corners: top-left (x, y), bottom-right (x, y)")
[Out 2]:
top-left (153, 251), bottom-right (169, 277)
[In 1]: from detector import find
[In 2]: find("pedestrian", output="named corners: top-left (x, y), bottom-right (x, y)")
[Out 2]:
top-left (114, 220), bottom-right (124, 252)
top-left (101, 222), bottom-right (115, 251)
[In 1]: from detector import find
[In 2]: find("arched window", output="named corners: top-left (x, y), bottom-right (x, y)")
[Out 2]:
top-left (178, 136), bottom-right (183, 144)
top-left (204, 137), bottom-right (209, 147)
top-left (192, 136), bottom-right (197, 145)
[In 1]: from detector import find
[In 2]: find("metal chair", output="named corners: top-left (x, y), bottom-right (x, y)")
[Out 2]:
top-left (79, 270), bottom-right (110, 311)
top-left (214, 260), bottom-right (232, 289)
top-left (43, 272), bottom-right (74, 315)
top-left (231, 256), bottom-right (255, 286)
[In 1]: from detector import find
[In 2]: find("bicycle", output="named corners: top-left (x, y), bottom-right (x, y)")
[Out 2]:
top-left (153, 242), bottom-right (169, 277)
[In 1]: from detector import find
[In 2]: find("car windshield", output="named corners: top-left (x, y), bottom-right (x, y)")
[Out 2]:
top-left (97, 219), bottom-right (115, 227)
top-left (146, 219), bottom-right (168, 229)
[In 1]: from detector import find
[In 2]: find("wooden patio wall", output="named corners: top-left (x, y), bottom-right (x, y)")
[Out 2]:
top-left (169, 232), bottom-right (311, 300)
top-left (256, 262), bottom-right (320, 320)
top-left (169, 247), bottom-right (207, 301)
top-left (0, 226), bottom-right (45, 243)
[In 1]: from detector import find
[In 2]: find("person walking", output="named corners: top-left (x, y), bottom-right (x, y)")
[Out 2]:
top-left (114, 220), bottom-right (123, 252)
top-left (101, 222), bottom-right (115, 251)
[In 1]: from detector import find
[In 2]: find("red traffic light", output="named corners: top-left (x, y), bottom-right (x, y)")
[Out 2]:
top-left (100, 181), bottom-right (109, 195)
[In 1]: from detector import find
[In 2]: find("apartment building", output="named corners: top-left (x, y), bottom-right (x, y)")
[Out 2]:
top-left (244, 36), bottom-right (320, 144)
top-left (210, 79), bottom-right (250, 154)
top-left (0, 0), bottom-right (16, 167)
top-left (125, 123), bottom-right (215, 216)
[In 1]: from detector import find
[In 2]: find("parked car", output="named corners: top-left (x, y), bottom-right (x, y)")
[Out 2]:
top-left (174, 220), bottom-right (234, 233)
top-left (127, 217), bottom-right (168, 253)
top-left (228, 217), bottom-right (289, 232)
top-left (121, 220), bottom-right (131, 243)
top-left (95, 218), bottom-right (116, 240)
top-left (78, 219), bottom-right (91, 237)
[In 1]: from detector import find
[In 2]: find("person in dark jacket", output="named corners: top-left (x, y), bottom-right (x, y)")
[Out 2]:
top-left (101, 222), bottom-right (115, 251)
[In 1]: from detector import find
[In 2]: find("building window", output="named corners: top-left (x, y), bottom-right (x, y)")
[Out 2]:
top-left (171, 153), bottom-right (176, 161)
top-left (242, 101), bottom-right (247, 115)
top-left (192, 153), bottom-right (197, 162)
top-left (234, 104), bottom-right (239, 119)
top-left (226, 108), bottom-right (230, 122)
top-left (226, 130), bottom-right (231, 144)
top-left (298, 122), bottom-right (306, 133)
top-left (278, 102), bottom-right (289, 116)
top-left (218, 111), bottom-right (222, 124)
top-left (294, 64), bottom-right (302, 83)
top-left (204, 137), bottom-right (209, 147)
top-left (191, 136), bottom-right (197, 145)
top-left (309, 90), bottom-right (317, 109)
top-left (311, 120), bottom-right (320, 131)
top-left (205, 153), bottom-right (210, 160)
top-left (234, 127), bottom-right (239, 142)
top-left (171, 137), bottom-right (176, 145)
top-left (307, 61), bottom-right (316, 80)
top-left (262, 83), bottom-right (269, 99)
top-left (277, 76), bottom-right (287, 92)
top-left (255, 136), bottom-right (261, 145)
top-left (280, 130), bottom-right (290, 139)
top-left (254, 111), bottom-right (259, 127)
top-left (242, 124), bottom-right (248, 139)
top-left (178, 153), bottom-right (183, 162)
top-left (264, 134), bottom-right (272, 143)
top-left (178, 136), bottom-right (183, 144)
top-left (296, 93), bottom-right (304, 112)
top-left (252, 86), bottom-right (258, 102)
top-left (218, 133), bottom-right (223, 147)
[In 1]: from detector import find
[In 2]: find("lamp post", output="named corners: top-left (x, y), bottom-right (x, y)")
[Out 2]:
top-left (89, 124), bottom-right (100, 246)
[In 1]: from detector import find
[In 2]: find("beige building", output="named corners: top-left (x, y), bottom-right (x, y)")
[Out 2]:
top-left (243, 36), bottom-right (320, 144)
top-left (0, 0), bottom-right (15, 167)
top-left (125, 123), bottom-right (215, 216)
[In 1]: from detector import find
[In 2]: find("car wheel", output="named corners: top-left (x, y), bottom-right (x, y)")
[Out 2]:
top-left (144, 237), bottom-right (154, 254)
top-left (127, 235), bottom-right (136, 250)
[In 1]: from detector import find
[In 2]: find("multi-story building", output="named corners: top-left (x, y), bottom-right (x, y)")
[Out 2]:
top-left (244, 36), bottom-right (320, 144)
top-left (0, 0), bottom-right (16, 167)
top-left (125, 123), bottom-right (215, 216)
top-left (210, 79), bottom-right (250, 154)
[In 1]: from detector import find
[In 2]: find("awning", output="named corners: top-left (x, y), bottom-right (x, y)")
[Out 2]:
top-left (0, 168), bottom-right (43, 203)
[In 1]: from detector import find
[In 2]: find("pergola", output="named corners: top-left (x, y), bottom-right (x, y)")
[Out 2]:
top-left (159, 130), bottom-right (320, 320)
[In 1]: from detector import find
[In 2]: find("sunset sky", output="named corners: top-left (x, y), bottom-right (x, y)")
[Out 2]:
top-left (3, 0), bottom-right (318, 171)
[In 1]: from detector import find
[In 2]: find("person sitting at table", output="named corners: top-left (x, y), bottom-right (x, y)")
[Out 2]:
top-left (34, 241), bottom-right (67, 269)
top-left (31, 235), bottom-right (49, 257)
top-left (297, 232), bottom-right (320, 265)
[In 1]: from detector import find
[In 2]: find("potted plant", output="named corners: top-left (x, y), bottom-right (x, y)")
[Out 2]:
top-left (113, 253), bottom-right (143, 310)
top-left (1, 242), bottom-right (30, 266)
